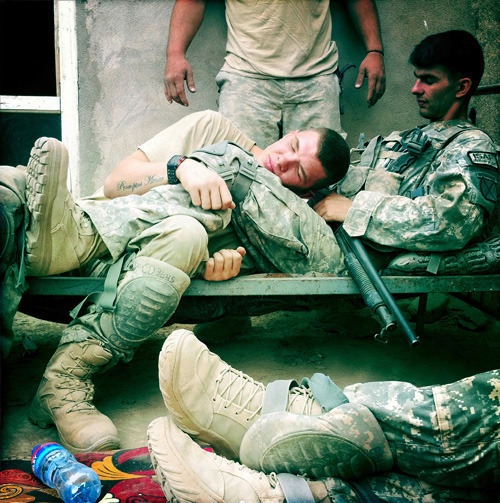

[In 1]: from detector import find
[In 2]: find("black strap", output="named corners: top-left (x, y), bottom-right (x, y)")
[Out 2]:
top-left (231, 158), bottom-right (258, 204)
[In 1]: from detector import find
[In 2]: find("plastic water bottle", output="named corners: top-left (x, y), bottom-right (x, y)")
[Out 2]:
top-left (31, 442), bottom-right (102, 503)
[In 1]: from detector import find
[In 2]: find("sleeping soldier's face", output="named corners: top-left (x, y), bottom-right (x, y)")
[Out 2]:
top-left (257, 130), bottom-right (326, 190)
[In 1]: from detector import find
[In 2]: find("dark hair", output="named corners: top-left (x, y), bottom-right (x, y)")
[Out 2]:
top-left (312, 127), bottom-right (350, 190)
top-left (409, 30), bottom-right (484, 94)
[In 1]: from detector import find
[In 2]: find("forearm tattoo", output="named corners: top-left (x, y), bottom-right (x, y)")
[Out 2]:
top-left (116, 173), bottom-right (165, 193)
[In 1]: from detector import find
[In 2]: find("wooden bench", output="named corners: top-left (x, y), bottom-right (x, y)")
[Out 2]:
top-left (20, 273), bottom-right (500, 347)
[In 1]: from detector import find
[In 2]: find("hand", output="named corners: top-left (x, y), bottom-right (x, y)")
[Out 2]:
top-left (313, 193), bottom-right (353, 222)
top-left (203, 247), bottom-right (246, 281)
top-left (164, 55), bottom-right (196, 106)
top-left (177, 159), bottom-right (235, 210)
top-left (355, 52), bottom-right (386, 107)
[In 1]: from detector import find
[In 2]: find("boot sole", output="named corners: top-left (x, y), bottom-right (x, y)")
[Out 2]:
top-left (25, 137), bottom-right (69, 276)
top-left (147, 416), bottom-right (219, 502)
top-left (64, 436), bottom-right (121, 454)
top-left (147, 419), bottom-right (177, 502)
top-left (240, 408), bottom-right (392, 480)
top-left (251, 431), bottom-right (374, 479)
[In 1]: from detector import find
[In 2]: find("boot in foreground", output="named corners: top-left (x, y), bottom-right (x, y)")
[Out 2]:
top-left (29, 340), bottom-right (120, 453)
top-left (158, 329), bottom-right (323, 460)
top-left (148, 415), bottom-right (319, 503)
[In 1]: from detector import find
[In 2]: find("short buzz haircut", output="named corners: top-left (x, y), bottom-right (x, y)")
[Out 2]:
top-left (409, 30), bottom-right (484, 95)
top-left (312, 127), bottom-right (350, 190)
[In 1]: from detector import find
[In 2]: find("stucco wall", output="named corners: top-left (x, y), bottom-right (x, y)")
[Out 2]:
top-left (75, 0), bottom-right (499, 196)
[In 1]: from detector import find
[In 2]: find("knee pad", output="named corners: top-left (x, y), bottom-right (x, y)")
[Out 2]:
top-left (98, 256), bottom-right (190, 351)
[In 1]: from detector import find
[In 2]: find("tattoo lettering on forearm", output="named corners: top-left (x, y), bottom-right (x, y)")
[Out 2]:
top-left (116, 180), bottom-right (143, 192)
top-left (116, 174), bottom-right (165, 193)
top-left (145, 174), bottom-right (165, 185)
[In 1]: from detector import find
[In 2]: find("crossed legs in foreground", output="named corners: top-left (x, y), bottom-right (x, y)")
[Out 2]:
top-left (147, 329), bottom-right (499, 502)
top-left (25, 138), bottom-right (202, 452)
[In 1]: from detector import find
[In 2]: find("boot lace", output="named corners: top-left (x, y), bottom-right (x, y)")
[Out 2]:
top-left (288, 385), bottom-right (321, 414)
top-left (56, 352), bottom-right (101, 412)
top-left (57, 377), bottom-right (96, 412)
top-left (214, 367), bottom-right (265, 420)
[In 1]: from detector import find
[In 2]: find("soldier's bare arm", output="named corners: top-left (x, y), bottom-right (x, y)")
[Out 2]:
top-left (345, 0), bottom-right (386, 106)
top-left (164, 0), bottom-right (207, 106)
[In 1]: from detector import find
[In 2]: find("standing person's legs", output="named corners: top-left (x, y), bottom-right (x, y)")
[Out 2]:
top-left (343, 370), bottom-right (500, 488)
top-left (283, 73), bottom-right (344, 137)
top-left (216, 70), bottom-right (284, 148)
top-left (29, 216), bottom-right (208, 453)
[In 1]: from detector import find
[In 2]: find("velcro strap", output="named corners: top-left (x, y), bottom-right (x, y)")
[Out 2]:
top-left (96, 254), bottom-right (126, 312)
top-left (231, 159), bottom-right (257, 204)
top-left (409, 186), bottom-right (425, 199)
top-left (68, 254), bottom-right (126, 322)
top-left (277, 473), bottom-right (315, 503)
top-left (426, 253), bottom-right (442, 275)
top-left (262, 379), bottom-right (297, 414)
top-left (301, 373), bottom-right (348, 411)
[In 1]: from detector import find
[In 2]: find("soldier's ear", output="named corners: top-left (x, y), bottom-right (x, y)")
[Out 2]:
top-left (456, 78), bottom-right (472, 99)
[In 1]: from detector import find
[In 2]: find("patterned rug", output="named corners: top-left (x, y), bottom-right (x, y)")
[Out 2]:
top-left (0, 447), bottom-right (168, 502)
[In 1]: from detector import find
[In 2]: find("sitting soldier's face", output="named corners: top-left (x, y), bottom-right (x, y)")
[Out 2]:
top-left (256, 130), bottom-right (326, 190)
top-left (411, 65), bottom-right (459, 121)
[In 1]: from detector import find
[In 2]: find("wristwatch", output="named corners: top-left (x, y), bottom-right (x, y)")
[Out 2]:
top-left (167, 155), bottom-right (186, 185)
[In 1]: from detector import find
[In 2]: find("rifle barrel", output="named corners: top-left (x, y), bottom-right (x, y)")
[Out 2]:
top-left (337, 227), bottom-right (420, 348)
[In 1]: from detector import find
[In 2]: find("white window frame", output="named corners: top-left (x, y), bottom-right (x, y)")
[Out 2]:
top-left (0, 0), bottom-right (80, 195)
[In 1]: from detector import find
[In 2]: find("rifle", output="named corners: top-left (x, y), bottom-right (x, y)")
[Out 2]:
top-left (335, 226), bottom-right (420, 348)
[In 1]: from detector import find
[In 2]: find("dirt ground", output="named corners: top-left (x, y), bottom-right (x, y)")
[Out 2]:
top-left (1, 294), bottom-right (499, 460)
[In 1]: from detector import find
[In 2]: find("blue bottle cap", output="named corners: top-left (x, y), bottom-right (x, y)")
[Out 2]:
top-left (31, 442), bottom-right (63, 477)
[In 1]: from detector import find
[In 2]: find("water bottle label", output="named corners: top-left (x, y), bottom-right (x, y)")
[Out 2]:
top-left (31, 442), bottom-right (63, 477)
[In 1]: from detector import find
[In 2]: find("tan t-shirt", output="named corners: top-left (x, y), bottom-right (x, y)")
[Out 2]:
top-left (139, 110), bottom-right (255, 162)
top-left (221, 0), bottom-right (338, 78)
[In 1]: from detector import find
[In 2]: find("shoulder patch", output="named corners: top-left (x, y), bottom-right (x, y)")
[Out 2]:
top-left (468, 151), bottom-right (498, 170)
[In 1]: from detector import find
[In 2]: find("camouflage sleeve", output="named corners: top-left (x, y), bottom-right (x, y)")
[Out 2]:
top-left (344, 132), bottom-right (499, 252)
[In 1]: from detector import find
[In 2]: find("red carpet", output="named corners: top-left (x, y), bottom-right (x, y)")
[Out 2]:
top-left (0, 447), bottom-right (167, 502)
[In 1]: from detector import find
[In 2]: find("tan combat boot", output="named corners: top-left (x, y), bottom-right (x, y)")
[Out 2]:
top-left (25, 137), bottom-right (104, 276)
top-left (148, 415), bottom-right (316, 503)
top-left (158, 329), bottom-right (323, 460)
top-left (29, 341), bottom-right (120, 453)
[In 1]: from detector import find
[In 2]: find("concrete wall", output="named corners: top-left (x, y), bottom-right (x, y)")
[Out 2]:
top-left (75, 0), bottom-right (499, 196)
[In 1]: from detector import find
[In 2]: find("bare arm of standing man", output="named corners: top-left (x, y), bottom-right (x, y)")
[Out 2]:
top-left (345, 0), bottom-right (386, 106)
top-left (164, 0), bottom-right (207, 106)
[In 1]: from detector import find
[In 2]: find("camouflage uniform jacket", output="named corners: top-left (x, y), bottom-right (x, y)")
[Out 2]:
top-left (338, 120), bottom-right (499, 252)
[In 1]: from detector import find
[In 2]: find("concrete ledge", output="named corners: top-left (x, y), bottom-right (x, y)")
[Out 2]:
top-left (25, 273), bottom-right (500, 297)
